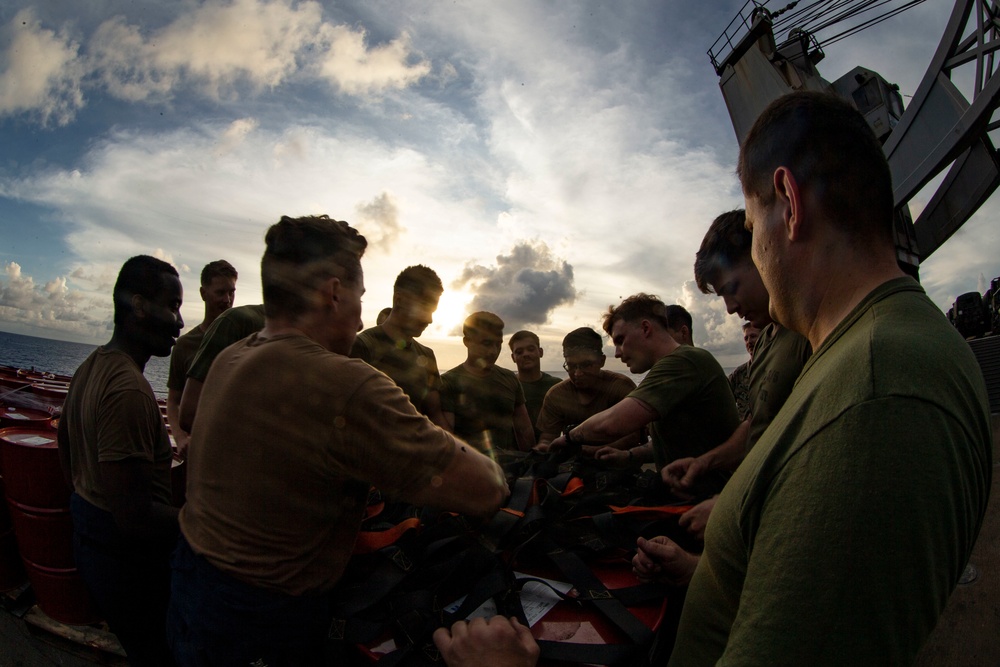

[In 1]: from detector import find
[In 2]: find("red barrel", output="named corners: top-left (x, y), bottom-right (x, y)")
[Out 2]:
top-left (0, 427), bottom-right (71, 509)
top-left (6, 501), bottom-right (74, 568)
top-left (0, 426), bottom-right (101, 626)
top-left (0, 406), bottom-right (56, 430)
top-left (21, 559), bottom-right (101, 626)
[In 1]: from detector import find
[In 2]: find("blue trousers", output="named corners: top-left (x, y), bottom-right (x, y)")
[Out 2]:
top-left (167, 536), bottom-right (335, 667)
top-left (70, 493), bottom-right (176, 667)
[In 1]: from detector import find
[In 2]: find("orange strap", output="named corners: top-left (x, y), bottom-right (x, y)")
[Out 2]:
top-left (353, 517), bottom-right (421, 554)
top-left (607, 504), bottom-right (693, 519)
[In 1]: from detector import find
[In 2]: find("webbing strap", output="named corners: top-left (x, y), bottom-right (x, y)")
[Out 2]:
top-left (354, 517), bottom-right (422, 554)
top-left (544, 544), bottom-right (653, 648)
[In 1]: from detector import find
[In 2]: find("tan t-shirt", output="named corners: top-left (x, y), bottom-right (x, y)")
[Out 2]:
top-left (180, 333), bottom-right (456, 596)
top-left (535, 371), bottom-right (636, 437)
top-left (62, 348), bottom-right (173, 510)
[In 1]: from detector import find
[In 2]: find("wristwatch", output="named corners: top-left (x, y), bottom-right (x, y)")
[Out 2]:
top-left (563, 424), bottom-right (582, 447)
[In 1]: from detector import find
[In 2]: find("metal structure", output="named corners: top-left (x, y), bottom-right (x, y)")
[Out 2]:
top-left (709, 0), bottom-right (1000, 268)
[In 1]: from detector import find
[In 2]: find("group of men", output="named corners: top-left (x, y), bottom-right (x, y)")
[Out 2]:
top-left (56, 89), bottom-right (990, 667)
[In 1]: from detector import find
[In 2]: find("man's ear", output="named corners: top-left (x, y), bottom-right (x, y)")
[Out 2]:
top-left (538, 347), bottom-right (544, 358)
top-left (597, 355), bottom-right (606, 369)
top-left (322, 276), bottom-right (339, 308)
top-left (131, 294), bottom-right (146, 319)
top-left (774, 166), bottom-right (804, 241)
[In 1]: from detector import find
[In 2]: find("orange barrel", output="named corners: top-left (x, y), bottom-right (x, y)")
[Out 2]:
top-left (0, 527), bottom-right (26, 592)
top-left (1, 405), bottom-right (56, 430)
top-left (6, 500), bottom-right (74, 568)
top-left (0, 427), bottom-right (71, 509)
top-left (21, 559), bottom-right (101, 626)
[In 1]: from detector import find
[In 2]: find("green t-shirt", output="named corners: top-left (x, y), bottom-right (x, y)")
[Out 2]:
top-left (186, 304), bottom-right (266, 382)
top-left (746, 323), bottom-right (811, 449)
top-left (629, 346), bottom-right (740, 488)
top-left (167, 325), bottom-right (205, 391)
top-left (519, 372), bottom-right (561, 438)
top-left (670, 278), bottom-right (993, 667)
top-left (350, 326), bottom-right (443, 416)
top-left (441, 364), bottom-right (525, 454)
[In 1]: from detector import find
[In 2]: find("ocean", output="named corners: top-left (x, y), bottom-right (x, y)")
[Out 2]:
top-left (0, 330), bottom-right (171, 399)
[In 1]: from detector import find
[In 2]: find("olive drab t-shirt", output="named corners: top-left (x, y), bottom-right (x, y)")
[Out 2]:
top-left (167, 326), bottom-right (205, 391)
top-left (746, 323), bottom-right (811, 449)
top-left (185, 304), bottom-right (266, 382)
top-left (441, 364), bottom-right (525, 454)
top-left (670, 278), bottom-right (993, 667)
top-left (350, 325), bottom-right (443, 417)
top-left (628, 346), bottom-right (740, 492)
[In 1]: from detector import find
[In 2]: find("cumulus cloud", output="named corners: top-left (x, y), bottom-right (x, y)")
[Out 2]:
top-left (0, 9), bottom-right (84, 125)
top-left (0, 262), bottom-right (111, 337)
top-left (354, 191), bottom-right (403, 252)
top-left (452, 241), bottom-right (576, 332)
top-left (316, 26), bottom-right (430, 95)
top-left (0, 0), bottom-right (431, 123)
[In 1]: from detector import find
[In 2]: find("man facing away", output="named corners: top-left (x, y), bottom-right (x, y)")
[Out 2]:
top-left (548, 295), bottom-right (740, 498)
top-left (58, 255), bottom-right (183, 666)
top-left (664, 304), bottom-right (694, 346)
top-left (165, 260), bottom-right (237, 455)
top-left (441, 312), bottom-right (536, 456)
top-left (534, 327), bottom-right (639, 455)
top-left (508, 329), bottom-right (561, 441)
top-left (168, 216), bottom-right (507, 665)
top-left (351, 265), bottom-right (449, 429)
top-left (669, 91), bottom-right (992, 666)
top-left (176, 301), bottom-right (265, 433)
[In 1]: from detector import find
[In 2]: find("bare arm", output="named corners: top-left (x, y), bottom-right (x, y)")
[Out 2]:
top-left (513, 404), bottom-right (535, 452)
top-left (406, 440), bottom-right (508, 517)
top-left (99, 459), bottom-right (178, 539)
top-left (178, 377), bottom-right (203, 433)
top-left (423, 390), bottom-right (452, 432)
top-left (166, 387), bottom-right (191, 456)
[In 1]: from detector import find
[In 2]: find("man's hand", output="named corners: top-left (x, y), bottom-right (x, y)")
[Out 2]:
top-left (174, 431), bottom-right (191, 459)
top-left (678, 496), bottom-right (717, 540)
top-left (662, 456), bottom-right (707, 493)
top-left (433, 616), bottom-right (539, 667)
top-left (632, 536), bottom-right (699, 586)
top-left (594, 446), bottom-right (629, 466)
top-left (540, 435), bottom-right (567, 452)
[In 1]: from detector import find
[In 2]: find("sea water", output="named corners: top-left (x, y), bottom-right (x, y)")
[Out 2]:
top-left (0, 330), bottom-right (170, 399)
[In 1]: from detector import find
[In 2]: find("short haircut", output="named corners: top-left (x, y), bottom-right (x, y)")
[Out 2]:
top-left (693, 209), bottom-right (751, 294)
top-left (113, 255), bottom-right (178, 326)
top-left (463, 311), bottom-right (504, 339)
top-left (376, 307), bottom-right (392, 325)
top-left (200, 259), bottom-right (237, 286)
top-left (562, 327), bottom-right (604, 356)
top-left (508, 330), bottom-right (540, 349)
top-left (394, 265), bottom-right (443, 298)
top-left (602, 293), bottom-right (670, 335)
top-left (738, 91), bottom-right (893, 241)
top-left (666, 304), bottom-right (693, 332)
top-left (261, 215), bottom-right (367, 319)
top-left (742, 321), bottom-right (753, 331)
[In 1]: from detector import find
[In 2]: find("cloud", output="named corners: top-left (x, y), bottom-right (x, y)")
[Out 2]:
top-left (0, 9), bottom-right (84, 125)
top-left (354, 191), bottom-right (403, 252)
top-left (0, 261), bottom-right (111, 337)
top-left (452, 241), bottom-right (577, 332)
top-left (316, 26), bottom-right (430, 95)
top-left (0, 0), bottom-right (432, 122)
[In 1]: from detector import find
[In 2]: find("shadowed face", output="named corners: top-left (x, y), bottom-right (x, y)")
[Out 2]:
top-left (510, 339), bottom-right (542, 374)
top-left (201, 275), bottom-right (236, 320)
top-left (138, 272), bottom-right (184, 357)
top-left (710, 257), bottom-right (772, 330)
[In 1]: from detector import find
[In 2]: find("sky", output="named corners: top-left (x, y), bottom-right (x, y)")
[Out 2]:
top-left (1, 0), bottom-right (996, 373)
